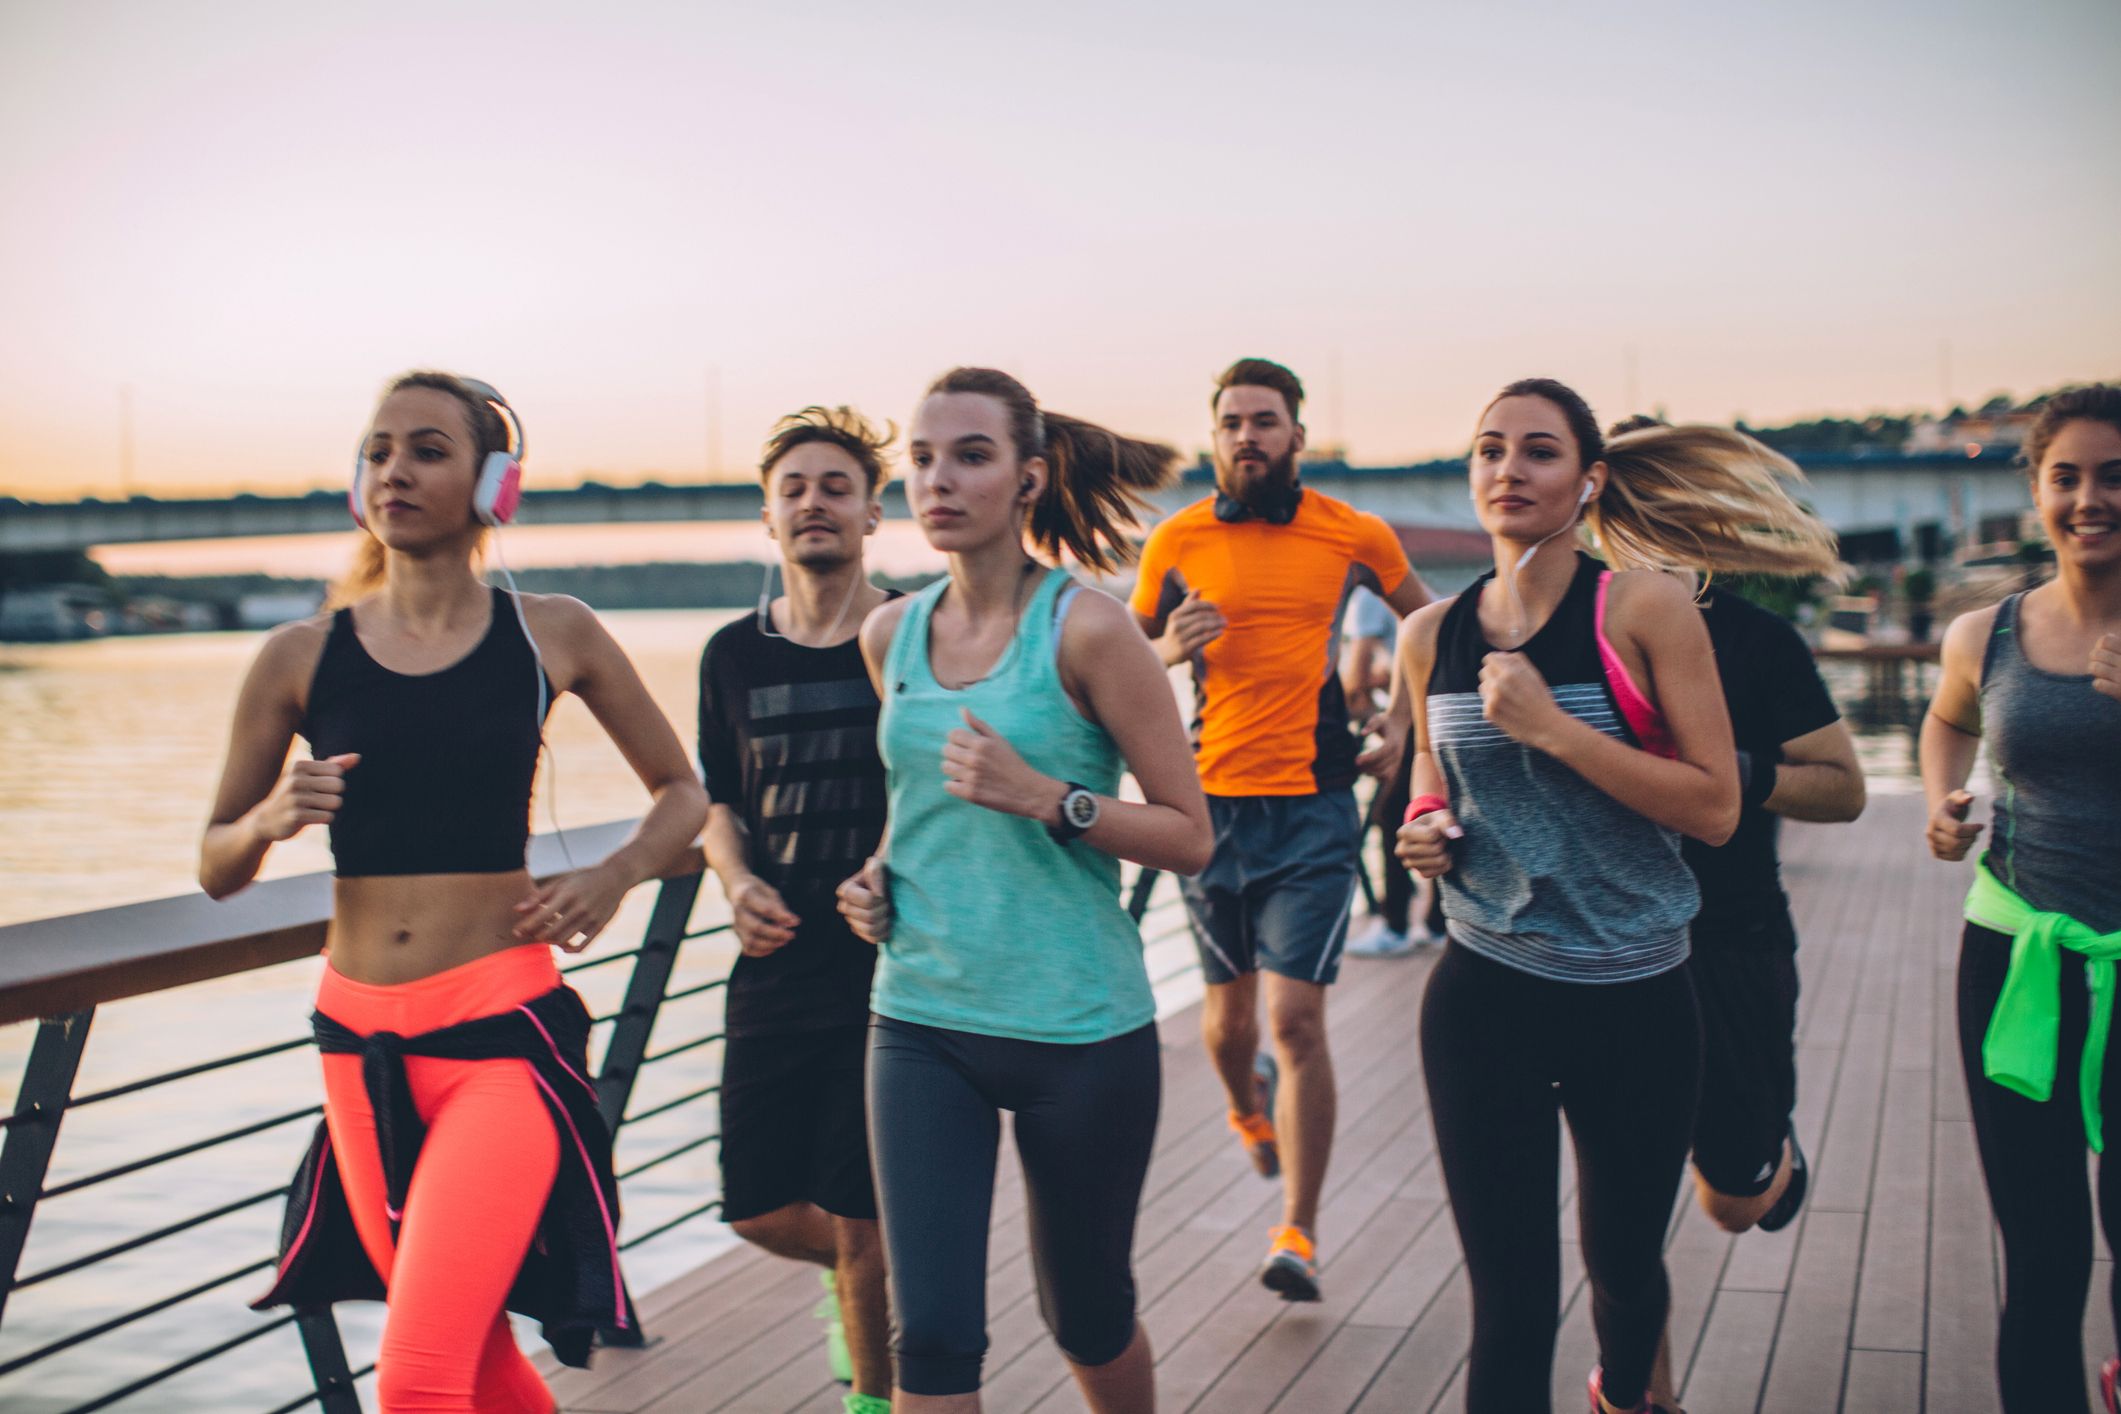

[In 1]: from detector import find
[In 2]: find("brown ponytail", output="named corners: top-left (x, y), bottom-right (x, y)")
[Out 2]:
top-left (925, 367), bottom-right (1179, 573)
top-left (327, 370), bottom-right (504, 608)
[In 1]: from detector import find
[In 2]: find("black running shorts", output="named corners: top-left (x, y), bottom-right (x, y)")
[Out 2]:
top-left (719, 1022), bottom-right (877, 1223)
top-left (1686, 909), bottom-right (1800, 1198)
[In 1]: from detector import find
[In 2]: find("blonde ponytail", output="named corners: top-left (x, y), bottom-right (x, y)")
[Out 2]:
top-left (327, 534), bottom-right (388, 609)
top-left (1592, 423), bottom-right (1842, 580)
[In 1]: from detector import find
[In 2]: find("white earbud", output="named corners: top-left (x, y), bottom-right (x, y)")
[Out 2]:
top-left (1578, 479), bottom-right (1596, 507)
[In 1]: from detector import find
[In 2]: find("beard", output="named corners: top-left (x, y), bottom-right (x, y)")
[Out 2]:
top-left (1216, 445), bottom-right (1301, 507)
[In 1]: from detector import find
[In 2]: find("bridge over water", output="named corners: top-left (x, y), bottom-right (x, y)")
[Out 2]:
top-left (2, 452), bottom-right (2033, 560)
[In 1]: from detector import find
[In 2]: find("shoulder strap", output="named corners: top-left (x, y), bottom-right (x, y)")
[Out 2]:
top-left (882, 576), bottom-right (947, 691)
top-left (1594, 571), bottom-right (1679, 759)
top-left (1011, 567), bottom-right (1069, 669)
top-left (1980, 592), bottom-right (2023, 690)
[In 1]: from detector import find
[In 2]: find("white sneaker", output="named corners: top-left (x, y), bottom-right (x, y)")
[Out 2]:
top-left (1348, 916), bottom-right (1418, 958)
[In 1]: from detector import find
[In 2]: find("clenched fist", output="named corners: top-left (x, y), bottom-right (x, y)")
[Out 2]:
top-left (941, 709), bottom-right (1056, 821)
top-left (1479, 652), bottom-right (1568, 751)
top-left (1395, 805), bottom-right (1463, 879)
top-left (1926, 789), bottom-right (1984, 862)
top-left (1160, 588), bottom-right (1226, 660)
top-left (837, 856), bottom-right (892, 945)
top-left (251, 753), bottom-right (359, 842)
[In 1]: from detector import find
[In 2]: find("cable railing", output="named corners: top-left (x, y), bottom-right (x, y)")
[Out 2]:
top-left (0, 822), bottom-right (1193, 1413)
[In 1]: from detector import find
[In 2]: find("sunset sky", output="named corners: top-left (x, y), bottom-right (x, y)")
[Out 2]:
top-left (3, 0), bottom-right (2116, 502)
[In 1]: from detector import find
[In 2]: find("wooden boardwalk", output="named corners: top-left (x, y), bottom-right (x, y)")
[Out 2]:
top-left (545, 794), bottom-right (2083, 1412)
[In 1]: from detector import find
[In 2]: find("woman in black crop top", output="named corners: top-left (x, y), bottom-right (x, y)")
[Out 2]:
top-left (201, 371), bottom-right (706, 1410)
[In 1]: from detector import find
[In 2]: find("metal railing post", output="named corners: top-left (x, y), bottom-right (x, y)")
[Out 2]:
top-left (590, 871), bottom-right (702, 1350)
top-left (0, 1008), bottom-right (94, 1331)
top-left (294, 1307), bottom-right (363, 1414)
top-left (1127, 869), bottom-right (1161, 923)
top-left (594, 873), bottom-right (704, 1135)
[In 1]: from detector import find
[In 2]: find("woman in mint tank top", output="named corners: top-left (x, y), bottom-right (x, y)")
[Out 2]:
top-left (1921, 385), bottom-right (2121, 1414)
top-left (832, 367), bottom-right (1209, 1413)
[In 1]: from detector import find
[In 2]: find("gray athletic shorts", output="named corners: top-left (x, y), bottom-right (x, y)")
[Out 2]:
top-left (1181, 790), bottom-right (1363, 987)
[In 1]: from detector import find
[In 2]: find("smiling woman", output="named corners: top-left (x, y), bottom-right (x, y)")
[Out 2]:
top-left (1919, 384), bottom-right (2121, 1413)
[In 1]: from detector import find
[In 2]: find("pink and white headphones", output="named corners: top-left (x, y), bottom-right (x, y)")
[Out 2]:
top-left (349, 378), bottom-right (526, 529)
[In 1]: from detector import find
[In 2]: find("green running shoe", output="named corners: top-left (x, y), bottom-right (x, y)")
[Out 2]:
top-left (817, 1270), bottom-right (853, 1384)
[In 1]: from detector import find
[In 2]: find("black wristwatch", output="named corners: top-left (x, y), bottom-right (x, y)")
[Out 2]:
top-left (1048, 781), bottom-right (1100, 844)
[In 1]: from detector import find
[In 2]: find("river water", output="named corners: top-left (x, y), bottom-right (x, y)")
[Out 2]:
top-left (0, 607), bottom-right (1943, 1412)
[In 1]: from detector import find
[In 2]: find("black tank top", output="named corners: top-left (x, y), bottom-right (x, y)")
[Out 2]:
top-left (303, 587), bottom-right (551, 877)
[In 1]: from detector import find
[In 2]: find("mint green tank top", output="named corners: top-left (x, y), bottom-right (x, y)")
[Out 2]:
top-left (874, 567), bottom-right (1154, 1044)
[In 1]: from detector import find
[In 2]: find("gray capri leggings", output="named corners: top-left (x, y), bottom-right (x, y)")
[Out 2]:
top-left (866, 1014), bottom-right (1160, 1396)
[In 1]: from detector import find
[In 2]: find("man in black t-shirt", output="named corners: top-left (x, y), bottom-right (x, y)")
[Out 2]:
top-left (1647, 582), bottom-right (1867, 1408)
top-left (698, 407), bottom-right (898, 1413)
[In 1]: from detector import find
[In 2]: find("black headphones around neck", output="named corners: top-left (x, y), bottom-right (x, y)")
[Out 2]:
top-left (1213, 480), bottom-right (1305, 526)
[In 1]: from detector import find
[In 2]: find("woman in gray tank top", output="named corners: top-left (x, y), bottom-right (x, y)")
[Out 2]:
top-left (1392, 379), bottom-right (1839, 1414)
top-left (1922, 384), bottom-right (2121, 1414)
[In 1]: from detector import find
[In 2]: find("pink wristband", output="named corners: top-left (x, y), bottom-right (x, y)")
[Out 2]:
top-left (1404, 794), bottom-right (1450, 824)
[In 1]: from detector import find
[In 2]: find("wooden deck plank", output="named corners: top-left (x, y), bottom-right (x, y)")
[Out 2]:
top-left (1842, 1348), bottom-right (1923, 1410)
top-left (1757, 1208), bottom-right (1864, 1411)
top-left (1679, 1288), bottom-right (1783, 1414)
top-left (1264, 1324), bottom-right (1403, 1413)
top-left (1351, 1273), bottom-right (1469, 1413)
top-left (1850, 1062), bottom-right (1933, 1352)
top-left (1924, 1117), bottom-right (2000, 1414)
top-left (544, 796), bottom-right (2008, 1414)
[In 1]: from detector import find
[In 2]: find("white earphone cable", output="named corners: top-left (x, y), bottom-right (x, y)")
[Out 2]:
top-left (486, 532), bottom-right (576, 871)
top-left (756, 561), bottom-right (869, 646)
top-left (1495, 479), bottom-right (1594, 650)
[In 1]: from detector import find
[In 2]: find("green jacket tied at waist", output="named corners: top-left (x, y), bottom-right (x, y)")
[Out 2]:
top-left (1969, 854), bottom-right (2121, 1153)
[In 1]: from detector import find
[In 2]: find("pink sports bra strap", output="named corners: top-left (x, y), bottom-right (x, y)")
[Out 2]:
top-left (1595, 571), bottom-right (1680, 760)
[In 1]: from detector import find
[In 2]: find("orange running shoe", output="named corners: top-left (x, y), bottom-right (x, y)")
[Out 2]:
top-left (1260, 1224), bottom-right (1320, 1302)
top-left (1228, 1052), bottom-right (1281, 1178)
top-left (1229, 1108), bottom-right (1278, 1177)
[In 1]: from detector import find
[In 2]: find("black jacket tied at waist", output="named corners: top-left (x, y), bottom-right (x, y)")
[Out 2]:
top-left (252, 982), bottom-right (635, 1368)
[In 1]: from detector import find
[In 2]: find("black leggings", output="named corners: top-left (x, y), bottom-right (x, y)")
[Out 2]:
top-left (866, 1014), bottom-right (1160, 1396)
top-left (1421, 943), bottom-right (1702, 1414)
top-left (1959, 922), bottom-right (2121, 1413)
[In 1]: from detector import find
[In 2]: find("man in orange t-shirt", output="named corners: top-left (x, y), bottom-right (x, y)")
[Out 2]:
top-left (1131, 358), bottom-right (1431, 1302)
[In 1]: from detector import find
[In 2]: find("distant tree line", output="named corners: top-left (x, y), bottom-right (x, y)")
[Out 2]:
top-left (1737, 383), bottom-right (2102, 456)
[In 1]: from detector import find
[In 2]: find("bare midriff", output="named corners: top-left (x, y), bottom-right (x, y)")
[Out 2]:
top-left (327, 870), bottom-right (543, 985)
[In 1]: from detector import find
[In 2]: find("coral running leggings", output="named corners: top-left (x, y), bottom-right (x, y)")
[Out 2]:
top-left (317, 945), bottom-right (562, 1414)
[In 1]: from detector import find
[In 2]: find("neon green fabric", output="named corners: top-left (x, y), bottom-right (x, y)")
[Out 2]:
top-left (844, 1394), bottom-right (892, 1414)
top-left (1969, 854), bottom-right (2121, 1152)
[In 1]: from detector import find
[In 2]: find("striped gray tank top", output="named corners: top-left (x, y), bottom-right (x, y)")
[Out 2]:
top-left (1425, 554), bottom-right (1699, 982)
